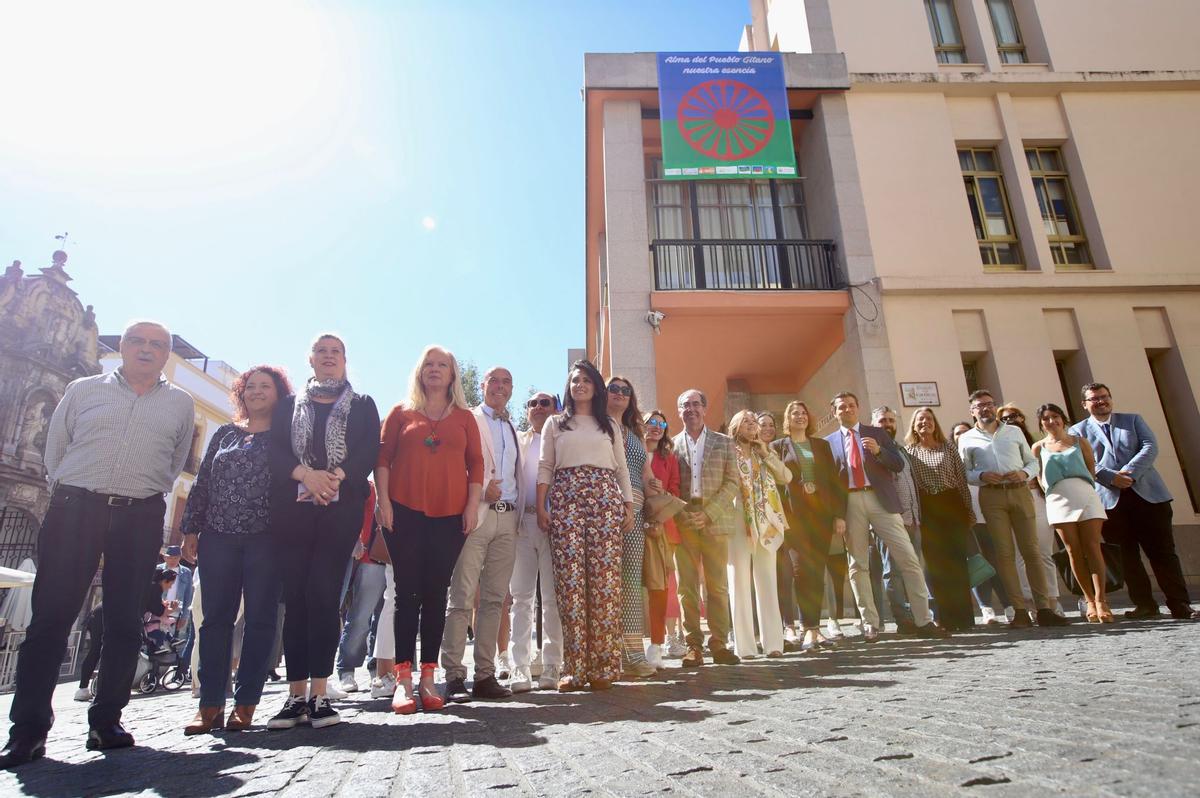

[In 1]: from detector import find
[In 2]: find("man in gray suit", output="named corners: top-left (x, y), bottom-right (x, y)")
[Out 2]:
top-left (673, 389), bottom-right (740, 667)
top-left (1070, 382), bottom-right (1197, 620)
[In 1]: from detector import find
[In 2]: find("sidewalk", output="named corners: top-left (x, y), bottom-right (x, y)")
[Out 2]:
top-left (2, 617), bottom-right (1199, 797)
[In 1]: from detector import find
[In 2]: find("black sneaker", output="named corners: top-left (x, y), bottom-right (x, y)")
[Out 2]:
top-left (444, 677), bottom-right (472, 703)
top-left (307, 696), bottom-right (340, 729)
top-left (267, 695), bottom-right (310, 729)
top-left (914, 623), bottom-right (951, 639)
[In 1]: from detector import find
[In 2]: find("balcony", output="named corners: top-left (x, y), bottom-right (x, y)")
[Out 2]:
top-left (650, 238), bottom-right (842, 291)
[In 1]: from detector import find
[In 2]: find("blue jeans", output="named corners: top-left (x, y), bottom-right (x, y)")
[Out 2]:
top-left (335, 560), bottom-right (386, 676)
top-left (197, 533), bottom-right (281, 707)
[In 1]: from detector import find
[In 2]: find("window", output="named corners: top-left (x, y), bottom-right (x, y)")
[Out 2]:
top-left (646, 159), bottom-right (808, 240)
top-left (987, 0), bottom-right (1027, 63)
top-left (925, 0), bottom-right (966, 64)
top-left (962, 360), bottom-right (980, 395)
top-left (1026, 147), bottom-right (1091, 266)
top-left (959, 148), bottom-right (1021, 267)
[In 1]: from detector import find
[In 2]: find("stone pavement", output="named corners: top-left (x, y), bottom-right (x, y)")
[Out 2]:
top-left (2, 617), bottom-right (1199, 797)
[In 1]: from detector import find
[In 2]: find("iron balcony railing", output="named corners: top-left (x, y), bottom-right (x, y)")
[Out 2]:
top-left (650, 238), bottom-right (842, 291)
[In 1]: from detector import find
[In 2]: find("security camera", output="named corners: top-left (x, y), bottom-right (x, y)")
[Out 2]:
top-left (646, 310), bottom-right (666, 333)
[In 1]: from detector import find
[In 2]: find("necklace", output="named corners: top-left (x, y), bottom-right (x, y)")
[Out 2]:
top-left (422, 404), bottom-right (452, 452)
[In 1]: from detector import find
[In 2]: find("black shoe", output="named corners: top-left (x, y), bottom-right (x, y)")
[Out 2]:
top-left (895, 619), bottom-right (919, 635)
top-left (0, 737), bottom-right (46, 769)
top-left (86, 723), bottom-right (134, 751)
top-left (1009, 610), bottom-right (1034, 628)
top-left (1124, 606), bottom-right (1162, 619)
top-left (307, 696), bottom-right (340, 729)
top-left (681, 646), bottom-right (704, 668)
top-left (914, 623), bottom-right (951, 639)
top-left (1167, 604), bottom-right (1196, 620)
top-left (266, 695), bottom-right (310, 729)
top-left (444, 677), bottom-right (472, 703)
top-left (267, 670), bottom-right (282, 681)
top-left (710, 647), bottom-right (741, 666)
top-left (1036, 609), bottom-right (1069, 627)
top-left (471, 676), bottom-right (512, 700)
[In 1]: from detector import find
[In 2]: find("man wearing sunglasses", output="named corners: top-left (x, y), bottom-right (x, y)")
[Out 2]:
top-left (508, 392), bottom-right (565, 691)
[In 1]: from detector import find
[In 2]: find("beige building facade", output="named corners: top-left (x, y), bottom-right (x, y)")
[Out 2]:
top-left (585, 0), bottom-right (1200, 576)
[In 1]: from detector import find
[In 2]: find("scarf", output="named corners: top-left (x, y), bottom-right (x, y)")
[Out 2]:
top-left (734, 446), bottom-right (788, 549)
top-left (291, 377), bottom-right (356, 470)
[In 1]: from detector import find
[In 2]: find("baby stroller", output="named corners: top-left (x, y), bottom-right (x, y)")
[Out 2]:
top-left (136, 630), bottom-right (189, 694)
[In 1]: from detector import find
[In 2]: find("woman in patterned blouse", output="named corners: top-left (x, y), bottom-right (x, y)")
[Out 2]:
top-left (181, 365), bottom-right (292, 735)
top-left (904, 407), bottom-right (976, 631)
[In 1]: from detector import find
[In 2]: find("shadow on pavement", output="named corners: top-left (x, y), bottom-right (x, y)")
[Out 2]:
top-left (9, 748), bottom-right (259, 798)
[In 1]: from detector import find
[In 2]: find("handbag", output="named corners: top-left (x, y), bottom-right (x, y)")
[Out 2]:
top-left (644, 492), bottom-right (687, 524)
top-left (367, 525), bottom-right (391, 564)
top-left (1051, 542), bottom-right (1124, 596)
top-left (967, 553), bottom-right (997, 588)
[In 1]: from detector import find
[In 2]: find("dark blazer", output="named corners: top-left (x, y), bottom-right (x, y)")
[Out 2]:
top-left (268, 393), bottom-right (381, 509)
top-left (823, 423), bottom-right (906, 515)
top-left (771, 435), bottom-right (845, 527)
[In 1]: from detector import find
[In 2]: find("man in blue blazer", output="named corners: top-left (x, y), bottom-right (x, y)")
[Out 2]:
top-left (1070, 382), bottom-right (1196, 620)
top-left (824, 392), bottom-right (946, 640)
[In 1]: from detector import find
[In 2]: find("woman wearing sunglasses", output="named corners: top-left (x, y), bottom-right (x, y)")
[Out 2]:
top-left (642, 410), bottom-right (681, 668)
top-left (606, 376), bottom-right (658, 678)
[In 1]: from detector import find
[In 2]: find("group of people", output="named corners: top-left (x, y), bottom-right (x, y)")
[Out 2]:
top-left (2, 320), bottom-right (1196, 769)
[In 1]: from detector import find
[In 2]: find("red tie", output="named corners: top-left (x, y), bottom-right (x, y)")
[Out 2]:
top-left (847, 429), bottom-right (866, 489)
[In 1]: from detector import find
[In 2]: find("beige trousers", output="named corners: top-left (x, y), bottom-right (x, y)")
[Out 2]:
top-left (979, 487), bottom-right (1052, 612)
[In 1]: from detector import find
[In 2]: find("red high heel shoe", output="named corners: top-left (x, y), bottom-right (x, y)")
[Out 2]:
top-left (392, 662), bottom-right (416, 715)
top-left (418, 663), bottom-right (445, 711)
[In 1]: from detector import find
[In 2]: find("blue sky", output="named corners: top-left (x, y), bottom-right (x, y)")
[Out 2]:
top-left (0, 1), bottom-right (748, 409)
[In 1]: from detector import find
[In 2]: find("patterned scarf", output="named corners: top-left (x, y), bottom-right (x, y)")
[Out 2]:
top-left (291, 377), bottom-right (356, 469)
top-left (734, 446), bottom-right (788, 548)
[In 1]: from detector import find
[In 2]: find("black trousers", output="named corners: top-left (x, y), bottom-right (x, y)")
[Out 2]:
top-left (1102, 490), bottom-right (1190, 612)
top-left (919, 490), bottom-right (974, 630)
top-left (77, 611), bottom-right (104, 689)
top-left (9, 487), bottom-right (164, 740)
top-left (274, 497), bottom-right (363, 682)
top-left (784, 492), bottom-right (834, 630)
top-left (382, 502), bottom-right (465, 665)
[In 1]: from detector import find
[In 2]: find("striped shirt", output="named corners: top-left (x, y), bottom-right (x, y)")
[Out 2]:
top-left (44, 369), bottom-right (195, 498)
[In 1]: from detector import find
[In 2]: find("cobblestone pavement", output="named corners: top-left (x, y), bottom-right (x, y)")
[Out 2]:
top-left (2, 616), bottom-right (1199, 797)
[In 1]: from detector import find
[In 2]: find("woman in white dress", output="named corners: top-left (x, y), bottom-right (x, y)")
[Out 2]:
top-left (1030, 403), bottom-right (1110, 623)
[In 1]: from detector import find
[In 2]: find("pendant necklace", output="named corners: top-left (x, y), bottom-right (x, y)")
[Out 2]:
top-left (423, 404), bottom-right (452, 452)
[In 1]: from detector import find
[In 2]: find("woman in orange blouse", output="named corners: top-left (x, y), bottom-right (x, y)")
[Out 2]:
top-left (375, 345), bottom-right (483, 714)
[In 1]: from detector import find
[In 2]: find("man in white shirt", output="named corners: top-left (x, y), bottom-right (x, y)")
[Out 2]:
top-left (508, 392), bottom-right (563, 692)
top-left (958, 390), bottom-right (1065, 628)
top-left (441, 367), bottom-right (522, 702)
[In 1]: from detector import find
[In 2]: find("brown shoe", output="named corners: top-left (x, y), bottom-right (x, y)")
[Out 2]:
top-left (184, 707), bottom-right (224, 736)
top-left (589, 678), bottom-right (612, 691)
top-left (225, 705), bottom-right (256, 732)
top-left (681, 646), bottom-right (704, 668)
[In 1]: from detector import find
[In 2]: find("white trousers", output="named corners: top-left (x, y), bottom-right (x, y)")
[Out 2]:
top-left (845, 490), bottom-right (933, 629)
top-left (727, 529), bottom-right (784, 657)
top-left (509, 513), bottom-right (563, 669)
top-left (372, 564), bottom-right (395, 660)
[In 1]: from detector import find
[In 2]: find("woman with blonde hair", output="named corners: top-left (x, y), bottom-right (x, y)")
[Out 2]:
top-left (375, 345), bottom-right (484, 713)
top-left (726, 410), bottom-right (789, 658)
top-left (904, 407), bottom-right (975, 631)
top-left (772, 400), bottom-right (842, 650)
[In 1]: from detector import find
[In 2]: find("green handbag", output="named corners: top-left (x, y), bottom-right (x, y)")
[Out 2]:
top-left (967, 553), bottom-right (997, 588)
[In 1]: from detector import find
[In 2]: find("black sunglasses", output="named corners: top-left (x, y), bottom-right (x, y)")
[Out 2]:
top-left (999, 414), bottom-right (1023, 423)
top-left (527, 398), bottom-right (553, 409)
top-left (606, 383), bottom-right (632, 397)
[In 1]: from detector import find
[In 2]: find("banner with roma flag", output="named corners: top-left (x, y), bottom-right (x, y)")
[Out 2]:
top-left (656, 52), bottom-right (795, 180)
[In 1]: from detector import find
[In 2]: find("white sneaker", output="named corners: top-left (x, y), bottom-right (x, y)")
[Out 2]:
top-left (325, 681), bottom-right (349, 700)
top-left (537, 664), bottom-right (560, 691)
top-left (370, 672), bottom-right (397, 699)
top-left (665, 634), bottom-right (686, 658)
top-left (496, 651), bottom-right (512, 680)
top-left (510, 665), bottom-right (533, 693)
top-left (339, 672), bottom-right (359, 693)
top-left (645, 643), bottom-right (664, 669)
top-left (980, 606), bottom-right (998, 625)
top-left (1003, 606), bottom-right (1016, 623)
top-left (74, 687), bottom-right (91, 702)
top-left (825, 619), bottom-right (844, 639)
top-left (783, 626), bottom-right (801, 644)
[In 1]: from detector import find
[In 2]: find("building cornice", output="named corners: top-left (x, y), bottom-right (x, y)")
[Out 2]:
top-left (877, 273), bottom-right (1200, 296)
top-left (849, 68), bottom-right (1200, 95)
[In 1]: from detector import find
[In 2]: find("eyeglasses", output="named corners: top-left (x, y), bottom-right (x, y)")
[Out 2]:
top-left (999, 414), bottom-right (1023, 423)
top-left (971, 401), bottom-right (996, 410)
top-left (646, 418), bottom-right (668, 429)
top-left (527, 398), bottom-right (552, 409)
top-left (1084, 395), bottom-right (1111, 404)
top-left (606, 383), bottom-right (632, 397)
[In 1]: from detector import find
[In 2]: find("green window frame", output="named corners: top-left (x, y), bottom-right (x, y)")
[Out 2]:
top-left (959, 148), bottom-right (1022, 268)
top-left (925, 0), bottom-right (967, 64)
top-left (987, 0), bottom-right (1028, 63)
top-left (1026, 147), bottom-right (1092, 267)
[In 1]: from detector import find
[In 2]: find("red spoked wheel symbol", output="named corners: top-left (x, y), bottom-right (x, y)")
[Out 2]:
top-left (677, 79), bottom-right (775, 161)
